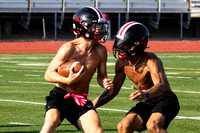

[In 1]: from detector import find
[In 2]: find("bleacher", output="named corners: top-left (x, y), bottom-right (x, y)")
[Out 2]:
top-left (0, 0), bottom-right (199, 40)
top-left (191, 0), bottom-right (200, 17)
top-left (0, 0), bottom-right (191, 13)
top-left (65, 0), bottom-right (94, 12)
top-left (128, 0), bottom-right (158, 12)
top-left (161, 0), bottom-right (189, 12)
top-left (97, 0), bottom-right (126, 12)
top-left (0, 0), bottom-right (29, 12)
top-left (31, 0), bottom-right (63, 12)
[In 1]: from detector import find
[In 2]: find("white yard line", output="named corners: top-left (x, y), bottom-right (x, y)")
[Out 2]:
top-left (0, 99), bottom-right (200, 120)
top-left (0, 80), bottom-right (200, 94)
top-left (0, 69), bottom-right (45, 73)
top-left (165, 67), bottom-right (200, 71)
top-left (121, 86), bottom-right (200, 94)
top-left (0, 99), bottom-right (45, 105)
top-left (108, 55), bottom-right (200, 59)
top-left (17, 63), bottom-right (49, 66)
top-left (173, 90), bottom-right (200, 94)
top-left (9, 122), bottom-right (36, 126)
top-left (0, 57), bottom-right (53, 60)
top-left (24, 74), bottom-right (41, 77)
top-left (175, 116), bottom-right (200, 120)
top-left (158, 55), bottom-right (200, 58)
top-left (167, 76), bottom-right (200, 79)
top-left (6, 80), bottom-right (53, 85)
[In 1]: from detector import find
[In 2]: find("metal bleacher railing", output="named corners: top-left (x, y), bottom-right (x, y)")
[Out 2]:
top-left (0, 0), bottom-right (199, 40)
top-left (0, 0), bottom-right (193, 13)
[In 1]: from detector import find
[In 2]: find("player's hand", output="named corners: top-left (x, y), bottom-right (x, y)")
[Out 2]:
top-left (103, 78), bottom-right (113, 90)
top-left (129, 86), bottom-right (145, 102)
top-left (67, 65), bottom-right (84, 84)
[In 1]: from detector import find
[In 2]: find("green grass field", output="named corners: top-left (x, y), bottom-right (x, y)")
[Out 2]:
top-left (0, 52), bottom-right (200, 133)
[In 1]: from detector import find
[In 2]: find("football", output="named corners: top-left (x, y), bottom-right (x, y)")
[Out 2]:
top-left (57, 60), bottom-right (82, 77)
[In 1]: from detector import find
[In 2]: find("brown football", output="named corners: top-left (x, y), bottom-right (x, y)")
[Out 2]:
top-left (57, 60), bottom-right (82, 77)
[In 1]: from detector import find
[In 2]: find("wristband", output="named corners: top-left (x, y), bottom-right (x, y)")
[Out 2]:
top-left (142, 90), bottom-right (149, 100)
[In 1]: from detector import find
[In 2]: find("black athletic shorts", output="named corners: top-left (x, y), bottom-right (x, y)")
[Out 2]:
top-left (45, 86), bottom-right (94, 129)
top-left (127, 91), bottom-right (180, 132)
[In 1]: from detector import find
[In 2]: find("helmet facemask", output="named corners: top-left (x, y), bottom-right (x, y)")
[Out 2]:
top-left (113, 37), bottom-right (148, 59)
top-left (88, 23), bottom-right (108, 42)
top-left (113, 41), bottom-right (129, 59)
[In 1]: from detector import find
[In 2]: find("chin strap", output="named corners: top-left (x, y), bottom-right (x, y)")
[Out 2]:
top-left (118, 54), bottom-right (128, 59)
top-left (93, 34), bottom-right (101, 41)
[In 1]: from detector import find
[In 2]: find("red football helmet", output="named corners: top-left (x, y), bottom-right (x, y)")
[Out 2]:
top-left (72, 6), bottom-right (108, 43)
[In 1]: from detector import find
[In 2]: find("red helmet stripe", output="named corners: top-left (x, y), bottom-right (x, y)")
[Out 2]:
top-left (117, 21), bottom-right (140, 39)
top-left (88, 6), bottom-right (105, 20)
top-left (141, 37), bottom-right (145, 41)
top-left (74, 15), bottom-right (87, 29)
top-left (94, 8), bottom-right (103, 18)
top-left (74, 15), bottom-right (81, 23)
top-left (119, 22), bottom-right (136, 36)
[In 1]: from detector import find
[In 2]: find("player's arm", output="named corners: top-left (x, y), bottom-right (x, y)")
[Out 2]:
top-left (44, 43), bottom-right (84, 85)
top-left (146, 54), bottom-right (169, 98)
top-left (96, 45), bottom-right (113, 89)
top-left (129, 54), bottom-right (170, 102)
top-left (93, 59), bottom-right (126, 108)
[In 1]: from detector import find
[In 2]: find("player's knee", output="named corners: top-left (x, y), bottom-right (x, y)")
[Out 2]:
top-left (45, 109), bottom-right (61, 125)
top-left (87, 127), bottom-right (103, 133)
top-left (117, 121), bottom-right (123, 131)
top-left (95, 127), bottom-right (103, 133)
top-left (117, 121), bottom-right (130, 131)
top-left (146, 119), bottom-right (162, 133)
top-left (43, 116), bottom-right (60, 131)
top-left (40, 119), bottom-right (59, 133)
top-left (117, 114), bottom-right (141, 132)
top-left (43, 120), bottom-right (58, 131)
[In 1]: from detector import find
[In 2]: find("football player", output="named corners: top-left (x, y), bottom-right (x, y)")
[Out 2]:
top-left (40, 6), bottom-right (113, 133)
top-left (93, 21), bottom-right (180, 133)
